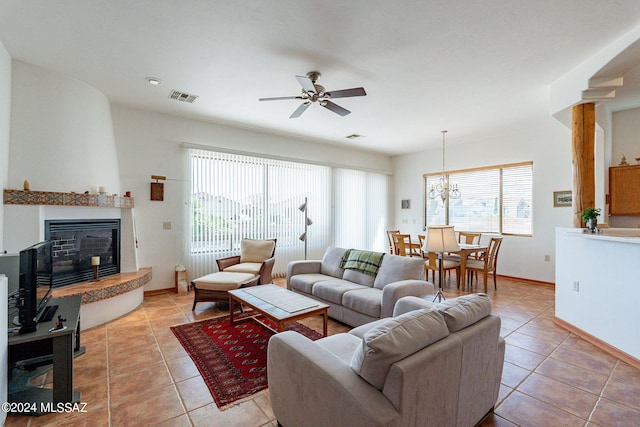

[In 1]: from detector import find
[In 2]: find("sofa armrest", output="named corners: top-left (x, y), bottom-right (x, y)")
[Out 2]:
top-left (392, 295), bottom-right (435, 316)
top-left (258, 256), bottom-right (275, 284)
top-left (216, 255), bottom-right (241, 271)
top-left (286, 260), bottom-right (322, 289)
top-left (268, 331), bottom-right (400, 427)
top-left (381, 280), bottom-right (434, 318)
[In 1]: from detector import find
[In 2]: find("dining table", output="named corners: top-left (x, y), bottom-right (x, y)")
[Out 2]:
top-left (454, 243), bottom-right (488, 292)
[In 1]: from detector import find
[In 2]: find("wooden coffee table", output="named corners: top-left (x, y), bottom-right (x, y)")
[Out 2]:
top-left (228, 284), bottom-right (329, 336)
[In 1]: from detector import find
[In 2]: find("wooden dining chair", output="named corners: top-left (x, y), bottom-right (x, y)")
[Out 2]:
top-left (466, 236), bottom-right (503, 292)
top-left (386, 230), bottom-right (400, 254)
top-left (394, 233), bottom-right (421, 257)
top-left (424, 252), bottom-right (461, 287)
top-left (459, 231), bottom-right (482, 245)
top-left (447, 231), bottom-right (483, 282)
top-left (418, 234), bottom-right (426, 258)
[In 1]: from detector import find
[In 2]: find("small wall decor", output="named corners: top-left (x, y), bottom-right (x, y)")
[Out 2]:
top-left (401, 199), bottom-right (411, 209)
top-left (553, 190), bottom-right (572, 207)
top-left (150, 175), bottom-right (166, 201)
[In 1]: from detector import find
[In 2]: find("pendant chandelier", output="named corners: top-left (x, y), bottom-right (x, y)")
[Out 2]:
top-left (428, 130), bottom-right (461, 203)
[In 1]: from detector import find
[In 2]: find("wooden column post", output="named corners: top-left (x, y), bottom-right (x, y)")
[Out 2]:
top-left (571, 103), bottom-right (596, 227)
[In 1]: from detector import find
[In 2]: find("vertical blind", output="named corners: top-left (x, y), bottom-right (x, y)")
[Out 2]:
top-left (425, 162), bottom-right (533, 236)
top-left (187, 149), bottom-right (389, 278)
top-left (188, 149), bottom-right (331, 278)
top-left (334, 169), bottom-right (389, 251)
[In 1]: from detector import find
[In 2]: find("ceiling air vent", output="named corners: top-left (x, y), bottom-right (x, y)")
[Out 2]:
top-left (169, 90), bottom-right (199, 103)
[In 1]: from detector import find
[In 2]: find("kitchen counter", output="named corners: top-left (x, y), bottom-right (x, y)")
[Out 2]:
top-left (555, 227), bottom-right (640, 367)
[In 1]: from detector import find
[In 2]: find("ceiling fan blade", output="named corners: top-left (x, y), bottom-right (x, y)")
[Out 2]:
top-left (296, 75), bottom-right (316, 93)
top-left (259, 96), bottom-right (303, 101)
top-left (290, 102), bottom-right (311, 118)
top-left (326, 87), bottom-right (367, 98)
top-left (322, 100), bottom-right (351, 116)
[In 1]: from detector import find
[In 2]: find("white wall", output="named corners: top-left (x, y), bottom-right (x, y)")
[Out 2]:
top-left (392, 118), bottom-right (574, 283)
top-left (610, 107), bottom-right (640, 228)
top-left (0, 40), bottom-right (11, 254)
top-left (111, 106), bottom-right (392, 290)
top-left (611, 107), bottom-right (640, 168)
top-left (8, 61), bottom-right (120, 193)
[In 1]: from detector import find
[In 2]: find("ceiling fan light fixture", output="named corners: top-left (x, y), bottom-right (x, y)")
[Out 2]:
top-left (259, 71), bottom-right (366, 118)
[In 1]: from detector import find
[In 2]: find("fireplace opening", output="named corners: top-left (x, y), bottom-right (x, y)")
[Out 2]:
top-left (45, 219), bottom-right (121, 288)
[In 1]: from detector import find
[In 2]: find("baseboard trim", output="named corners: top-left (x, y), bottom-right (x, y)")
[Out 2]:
top-left (144, 287), bottom-right (175, 297)
top-left (496, 274), bottom-right (555, 287)
top-left (554, 316), bottom-right (640, 370)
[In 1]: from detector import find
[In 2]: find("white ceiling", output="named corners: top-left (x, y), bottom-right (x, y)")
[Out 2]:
top-left (2, 0), bottom-right (640, 155)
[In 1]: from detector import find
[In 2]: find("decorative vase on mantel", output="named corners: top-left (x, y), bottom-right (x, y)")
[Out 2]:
top-left (586, 218), bottom-right (598, 231)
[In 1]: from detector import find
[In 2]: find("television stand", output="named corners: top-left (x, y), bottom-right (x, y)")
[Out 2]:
top-left (7, 295), bottom-right (83, 414)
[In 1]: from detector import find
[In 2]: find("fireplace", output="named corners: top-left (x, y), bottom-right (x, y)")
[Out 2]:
top-left (45, 219), bottom-right (121, 288)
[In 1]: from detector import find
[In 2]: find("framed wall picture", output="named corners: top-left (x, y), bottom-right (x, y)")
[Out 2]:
top-left (553, 190), bottom-right (572, 207)
top-left (150, 182), bottom-right (164, 201)
top-left (401, 199), bottom-right (411, 209)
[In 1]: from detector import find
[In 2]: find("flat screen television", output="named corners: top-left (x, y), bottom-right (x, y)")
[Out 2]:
top-left (17, 241), bottom-right (54, 333)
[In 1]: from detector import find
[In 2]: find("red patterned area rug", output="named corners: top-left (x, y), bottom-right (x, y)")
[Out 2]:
top-left (170, 313), bottom-right (323, 409)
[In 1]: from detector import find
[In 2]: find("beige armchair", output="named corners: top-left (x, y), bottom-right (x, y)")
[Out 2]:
top-left (191, 239), bottom-right (276, 310)
top-left (217, 238), bottom-right (277, 284)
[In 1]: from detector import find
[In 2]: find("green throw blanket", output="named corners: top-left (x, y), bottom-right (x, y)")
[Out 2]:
top-left (339, 249), bottom-right (385, 277)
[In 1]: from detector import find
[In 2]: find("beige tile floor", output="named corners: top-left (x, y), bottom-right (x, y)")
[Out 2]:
top-left (5, 275), bottom-right (640, 426)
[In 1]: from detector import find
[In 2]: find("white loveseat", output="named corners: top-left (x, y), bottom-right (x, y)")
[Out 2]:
top-left (268, 293), bottom-right (505, 427)
top-left (287, 247), bottom-right (433, 327)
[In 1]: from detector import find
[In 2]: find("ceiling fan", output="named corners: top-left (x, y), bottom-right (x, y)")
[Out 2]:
top-left (259, 71), bottom-right (366, 118)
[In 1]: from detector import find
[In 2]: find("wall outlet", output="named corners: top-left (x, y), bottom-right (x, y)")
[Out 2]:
top-left (573, 281), bottom-right (579, 292)
top-left (163, 221), bottom-right (172, 230)
top-left (544, 254), bottom-right (551, 262)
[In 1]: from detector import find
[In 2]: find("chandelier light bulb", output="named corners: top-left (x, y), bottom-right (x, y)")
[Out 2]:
top-left (428, 130), bottom-right (461, 203)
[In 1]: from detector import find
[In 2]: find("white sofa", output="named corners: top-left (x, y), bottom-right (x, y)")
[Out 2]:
top-left (287, 247), bottom-right (433, 327)
top-left (268, 293), bottom-right (505, 427)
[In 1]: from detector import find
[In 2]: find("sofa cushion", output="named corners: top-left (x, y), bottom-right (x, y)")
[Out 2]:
top-left (240, 239), bottom-right (275, 263)
top-left (342, 288), bottom-right (383, 318)
top-left (288, 274), bottom-right (333, 295)
top-left (373, 255), bottom-right (425, 290)
top-left (320, 247), bottom-right (348, 278)
top-left (343, 269), bottom-right (375, 287)
top-left (313, 279), bottom-right (367, 305)
top-left (349, 309), bottom-right (449, 390)
top-left (433, 293), bottom-right (492, 332)
top-left (315, 333), bottom-right (362, 365)
top-left (192, 272), bottom-right (257, 291)
top-left (223, 262), bottom-right (262, 275)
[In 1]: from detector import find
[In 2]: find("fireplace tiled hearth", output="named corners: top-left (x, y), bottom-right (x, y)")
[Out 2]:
top-left (3, 188), bottom-right (146, 329)
top-left (53, 267), bottom-right (152, 304)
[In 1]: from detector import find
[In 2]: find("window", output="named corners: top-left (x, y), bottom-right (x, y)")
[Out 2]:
top-left (424, 162), bottom-right (532, 236)
top-left (187, 148), bottom-right (389, 278)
